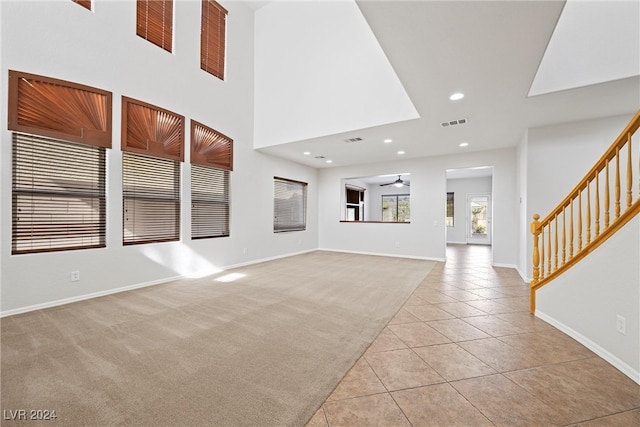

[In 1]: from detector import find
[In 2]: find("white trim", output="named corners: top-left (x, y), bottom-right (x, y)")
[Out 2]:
top-left (446, 240), bottom-right (467, 245)
top-left (0, 275), bottom-right (182, 318)
top-left (317, 247), bottom-right (445, 262)
top-left (536, 310), bottom-right (640, 385)
top-left (492, 262), bottom-right (531, 283)
top-left (0, 249), bottom-right (318, 318)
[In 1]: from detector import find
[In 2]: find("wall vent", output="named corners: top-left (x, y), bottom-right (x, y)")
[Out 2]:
top-left (344, 137), bottom-right (363, 143)
top-left (441, 118), bottom-right (468, 127)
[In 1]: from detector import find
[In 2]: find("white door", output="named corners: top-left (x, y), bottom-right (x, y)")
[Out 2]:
top-left (467, 194), bottom-right (491, 245)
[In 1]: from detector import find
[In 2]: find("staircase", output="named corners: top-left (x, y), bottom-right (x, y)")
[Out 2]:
top-left (530, 110), bottom-right (640, 312)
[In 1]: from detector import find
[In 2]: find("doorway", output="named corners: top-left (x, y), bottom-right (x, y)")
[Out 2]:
top-left (467, 193), bottom-right (491, 245)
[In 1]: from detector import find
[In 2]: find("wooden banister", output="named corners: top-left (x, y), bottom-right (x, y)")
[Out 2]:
top-left (530, 110), bottom-right (640, 313)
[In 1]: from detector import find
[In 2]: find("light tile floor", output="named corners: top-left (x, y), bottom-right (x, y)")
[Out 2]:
top-left (306, 244), bottom-right (640, 427)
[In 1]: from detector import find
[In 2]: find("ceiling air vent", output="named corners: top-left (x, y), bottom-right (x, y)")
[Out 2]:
top-left (314, 155), bottom-right (325, 159)
top-left (441, 118), bottom-right (468, 127)
top-left (344, 137), bottom-right (363, 143)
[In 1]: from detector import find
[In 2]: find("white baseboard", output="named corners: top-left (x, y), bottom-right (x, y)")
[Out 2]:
top-left (1, 275), bottom-right (182, 318)
top-left (536, 310), bottom-right (640, 385)
top-left (0, 249), bottom-right (318, 318)
top-left (317, 247), bottom-right (446, 263)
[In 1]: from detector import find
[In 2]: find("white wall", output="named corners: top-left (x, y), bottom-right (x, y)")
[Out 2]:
top-left (446, 176), bottom-right (492, 244)
top-left (523, 113), bottom-right (634, 278)
top-left (318, 148), bottom-right (518, 265)
top-left (0, 0), bottom-right (318, 314)
top-left (253, 0), bottom-right (418, 148)
top-left (536, 217), bottom-right (640, 383)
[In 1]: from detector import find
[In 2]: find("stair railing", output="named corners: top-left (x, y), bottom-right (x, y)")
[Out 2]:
top-left (530, 111), bottom-right (640, 313)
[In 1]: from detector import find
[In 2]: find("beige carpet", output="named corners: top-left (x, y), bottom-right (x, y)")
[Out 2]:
top-left (1, 251), bottom-right (434, 426)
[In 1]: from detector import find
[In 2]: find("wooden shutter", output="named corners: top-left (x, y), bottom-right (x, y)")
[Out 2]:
top-left (191, 120), bottom-right (233, 170)
top-left (72, 0), bottom-right (91, 10)
top-left (274, 177), bottom-right (307, 232)
top-left (8, 70), bottom-right (112, 148)
top-left (123, 152), bottom-right (180, 245)
top-left (122, 96), bottom-right (185, 162)
top-left (136, 0), bottom-right (173, 52)
top-left (191, 165), bottom-right (230, 239)
top-left (201, 0), bottom-right (227, 80)
top-left (12, 133), bottom-right (106, 254)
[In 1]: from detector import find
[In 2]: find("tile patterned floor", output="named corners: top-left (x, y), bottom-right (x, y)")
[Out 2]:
top-left (306, 244), bottom-right (640, 427)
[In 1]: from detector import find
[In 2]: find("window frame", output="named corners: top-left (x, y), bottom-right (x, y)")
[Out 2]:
top-left (446, 192), bottom-right (454, 227)
top-left (273, 177), bottom-right (308, 233)
top-left (381, 194), bottom-right (411, 223)
top-left (191, 164), bottom-right (230, 239)
top-left (12, 133), bottom-right (107, 255)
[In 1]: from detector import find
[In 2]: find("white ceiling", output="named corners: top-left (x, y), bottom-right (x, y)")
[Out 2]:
top-left (252, 0), bottom-right (640, 168)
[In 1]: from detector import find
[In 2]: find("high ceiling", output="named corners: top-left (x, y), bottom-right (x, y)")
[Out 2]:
top-left (253, 0), bottom-right (640, 169)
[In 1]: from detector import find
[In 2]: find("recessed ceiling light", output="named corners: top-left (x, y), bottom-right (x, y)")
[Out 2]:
top-left (450, 92), bottom-right (464, 101)
top-left (383, 138), bottom-right (393, 143)
top-left (303, 151), bottom-right (311, 155)
top-left (326, 159), bottom-right (333, 164)
top-left (397, 150), bottom-right (405, 155)
top-left (459, 142), bottom-right (469, 147)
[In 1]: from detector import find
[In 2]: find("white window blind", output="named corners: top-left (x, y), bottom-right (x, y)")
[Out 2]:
top-left (123, 152), bottom-right (180, 245)
top-left (274, 177), bottom-right (307, 232)
top-left (12, 133), bottom-right (106, 254)
top-left (191, 164), bottom-right (229, 239)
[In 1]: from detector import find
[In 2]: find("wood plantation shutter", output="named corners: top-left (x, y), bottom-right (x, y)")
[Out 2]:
top-left (72, 0), bottom-right (92, 10)
top-left (190, 121), bottom-right (232, 239)
top-left (121, 96), bottom-right (184, 161)
top-left (201, 0), bottom-right (227, 80)
top-left (122, 97), bottom-right (183, 245)
top-left (12, 134), bottom-right (106, 254)
top-left (8, 70), bottom-right (112, 148)
top-left (136, 0), bottom-right (173, 52)
top-left (191, 120), bottom-right (233, 170)
top-left (274, 177), bottom-right (307, 232)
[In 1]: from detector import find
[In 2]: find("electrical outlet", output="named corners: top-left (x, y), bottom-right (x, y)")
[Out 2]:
top-left (616, 315), bottom-right (626, 335)
top-left (70, 271), bottom-right (80, 282)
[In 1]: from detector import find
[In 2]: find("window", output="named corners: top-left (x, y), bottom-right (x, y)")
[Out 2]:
top-left (345, 186), bottom-right (364, 221)
top-left (201, 0), bottom-right (227, 80)
top-left (123, 152), bottom-right (180, 245)
top-left (190, 120), bottom-right (232, 239)
top-left (446, 192), bottom-right (454, 226)
top-left (274, 177), bottom-right (307, 232)
top-left (72, 0), bottom-right (91, 10)
top-left (137, 0), bottom-right (173, 52)
top-left (122, 97), bottom-right (184, 245)
top-left (12, 134), bottom-right (106, 254)
top-left (8, 71), bottom-right (112, 254)
top-left (382, 194), bottom-right (410, 222)
top-left (192, 165), bottom-right (229, 239)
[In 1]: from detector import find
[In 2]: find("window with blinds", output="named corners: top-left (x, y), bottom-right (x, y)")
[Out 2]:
top-left (192, 165), bottom-right (229, 239)
top-left (123, 152), bottom-right (180, 245)
top-left (137, 0), bottom-right (173, 52)
top-left (12, 133), bottom-right (106, 254)
top-left (201, 0), bottom-right (227, 80)
top-left (274, 177), bottom-right (307, 233)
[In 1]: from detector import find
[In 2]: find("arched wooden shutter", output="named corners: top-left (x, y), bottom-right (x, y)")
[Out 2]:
top-left (121, 96), bottom-right (184, 161)
top-left (72, 0), bottom-right (92, 10)
top-left (190, 120), bottom-right (233, 170)
top-left (8, 70), bottom-right (112, 148)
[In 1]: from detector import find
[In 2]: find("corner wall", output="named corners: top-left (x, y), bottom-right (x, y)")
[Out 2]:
top-left (537, 217), bottom-right (640, 383)
top-left (0, 1), bottom-right (319, 314)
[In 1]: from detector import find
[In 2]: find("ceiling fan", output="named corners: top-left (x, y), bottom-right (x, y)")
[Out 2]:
top-left (380, 175), bottom-right (410, 188)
